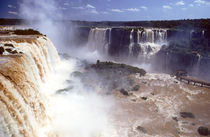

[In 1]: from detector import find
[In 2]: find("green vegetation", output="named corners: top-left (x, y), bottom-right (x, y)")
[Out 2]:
top-left (1, 18), bottom-right (210, 30)
top-left (13, 29), bottom-right (43, 35)
top-left (0, 18), bottom-right (24, 25)
top-left (72, 19), bottom-right (210, 29)
top-left (91, 60), bottom-right (146, 76)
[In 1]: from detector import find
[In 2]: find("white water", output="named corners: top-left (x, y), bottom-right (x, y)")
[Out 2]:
top-left (87, 28), bottom-right (167, 60)
top-left (42, 59), bottom-right (117, 137)
top-left (0, 36), bottom-right (59, 137)
top-left (87, 28), bottom-right (111, 56)
top-left (0, 35), bottom-right (118, 137)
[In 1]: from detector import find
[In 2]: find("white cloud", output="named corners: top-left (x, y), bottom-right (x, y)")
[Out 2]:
top-left (189, 4), bottom-right (194, 7)
top-left (64, 2), bottom-right (69, 6)
top-left (89, 9), bottom-right (99, 14)
top-left (72, 6), bottom-right (85, 10)
top-left (111, 9), bottom-right (124, 13)
top-left (163, 5), bottom-right (172, 9)
top-left (101, 11), bottom-right (109, 14)
top-left (59, 7), bottom-right (67, 10)
top-left (72, 4), bottom-right (99, 14)
top-left (176, 1), bottom-right (185, 6)
top-left (125, 8), bottom-right (140, 12)
top-left (86, 4), bottom-right (95, 9)
top-left (194, 0), bottom-right (210, 5)
top-left (8, 11), bottom-right (18, 15)
top-left (8, 4), bottom-right (16, 8)
top-left (140, 6), bottom-right (148, 10)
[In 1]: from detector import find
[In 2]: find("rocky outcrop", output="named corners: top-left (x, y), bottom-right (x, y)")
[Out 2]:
top-left (197, 126), bottom-right (209, 136)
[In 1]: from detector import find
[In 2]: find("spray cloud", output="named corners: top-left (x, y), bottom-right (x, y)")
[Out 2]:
top-left (19, 0), bottom-right (118, 136)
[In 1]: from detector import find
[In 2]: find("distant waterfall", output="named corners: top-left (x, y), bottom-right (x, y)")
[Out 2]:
top-left (133, 28), bottom-right (167, 59)
top-left (87, 28), bottom-right (111, 56)
top-left (129, 29), bottom-right (134, 56)
top-left (87, 27), bottom-right (167, 60)
top-left (0, 36), bottom-right (59, 137)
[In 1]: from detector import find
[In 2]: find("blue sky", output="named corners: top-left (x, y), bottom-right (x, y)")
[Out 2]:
top-left (0, 0), bottom-right (210, 21)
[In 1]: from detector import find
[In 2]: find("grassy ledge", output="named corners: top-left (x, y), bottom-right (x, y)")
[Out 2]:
top-left (91, 60), bottom-right (146, 76)
top-left (13, 29), bottom-right (44, 36)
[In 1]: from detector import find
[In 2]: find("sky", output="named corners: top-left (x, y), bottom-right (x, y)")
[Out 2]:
top-left (0, 0), bottom-right (210, 21)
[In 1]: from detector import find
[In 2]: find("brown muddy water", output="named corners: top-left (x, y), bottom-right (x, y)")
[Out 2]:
top-left (111, 73), bottom-right (210, 137)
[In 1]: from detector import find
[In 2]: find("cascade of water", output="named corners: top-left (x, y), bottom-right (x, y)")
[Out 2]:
top-left (145, 29), bottom-right (154, 43)
top-left (86, 27), bottom-right (168, 61)
top-left (129, 29), bottom-right (134, 56)
top-left (87, 28), bottom-right (109, 55)
top-left (0, 36), bottom-right (59, 137)
top-left (105, 28), bottom-right (112, 55)
top-left (202, 30), bottom-right (205, 38)
top-left (190, 30), bottom-right (194, 40)
top-left (155, 29), bottom-right (167, 43)
top-left (194, 54), bottom-right (201, 76)
top-left (136, 28), bottom-right (167, 60)
top-left (137, 29), bottom-right (142, 43)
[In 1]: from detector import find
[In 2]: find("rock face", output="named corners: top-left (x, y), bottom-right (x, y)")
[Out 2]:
top-left (180, 112), bottom-right (195, 119)
top-left (197, 126), bottom-right (209, 136)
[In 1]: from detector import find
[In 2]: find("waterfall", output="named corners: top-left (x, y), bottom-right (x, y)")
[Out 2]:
top-left (135, 28), bottom-right (167, 60)
top-left (202, 30), bottom-right (205, 38)
top-left (86, 27), bottom-right (167, 61)
top-left (87, 28), bottom-right (111, 56)
top-left (193, 53), bottom-right (201, 76)
top-left (0, 36), bottom-right (59, 137)
top-left (145, 29), bottom-right (154, 43)
top-left (129, 29), bottom-right (134, 56)
top-left (190, 30), bottom-right (194, 40)
top-left (154, 29), bottom-right (167, 43)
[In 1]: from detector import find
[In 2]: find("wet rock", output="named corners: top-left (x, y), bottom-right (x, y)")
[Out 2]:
top-left (131, 99), bottom-right (136, 102)
top-left (180, 112), bottom-right (195, 119)
top-left (197, 126), bottom-right (209, 136)
top-left (72, 71), bottom-right (83, 78)
top-left (120, 88), bottom-right (129, 96)
top-left (142, 81), bottom-right (147, 84)
top-left (4, 43), bottom-right (14, 48)
top-left (66, 80), bottom-right (73, 84)
top-left (141, 97), bottom-right (147, 100)
top-left (56, 86), bottom-right (74, 94)
top-left (0, 47), bottom-right (4, 54)
top-left (10, 50), bottom-right (18, 54)
top-left (136, 126), bottom-right (147, 134)
top-left (132, 85), bottom-right (140, 91)
top-left (5, 48), bottom-right (12, 53)
top-left (172, 117), bottom-right (178, 122)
